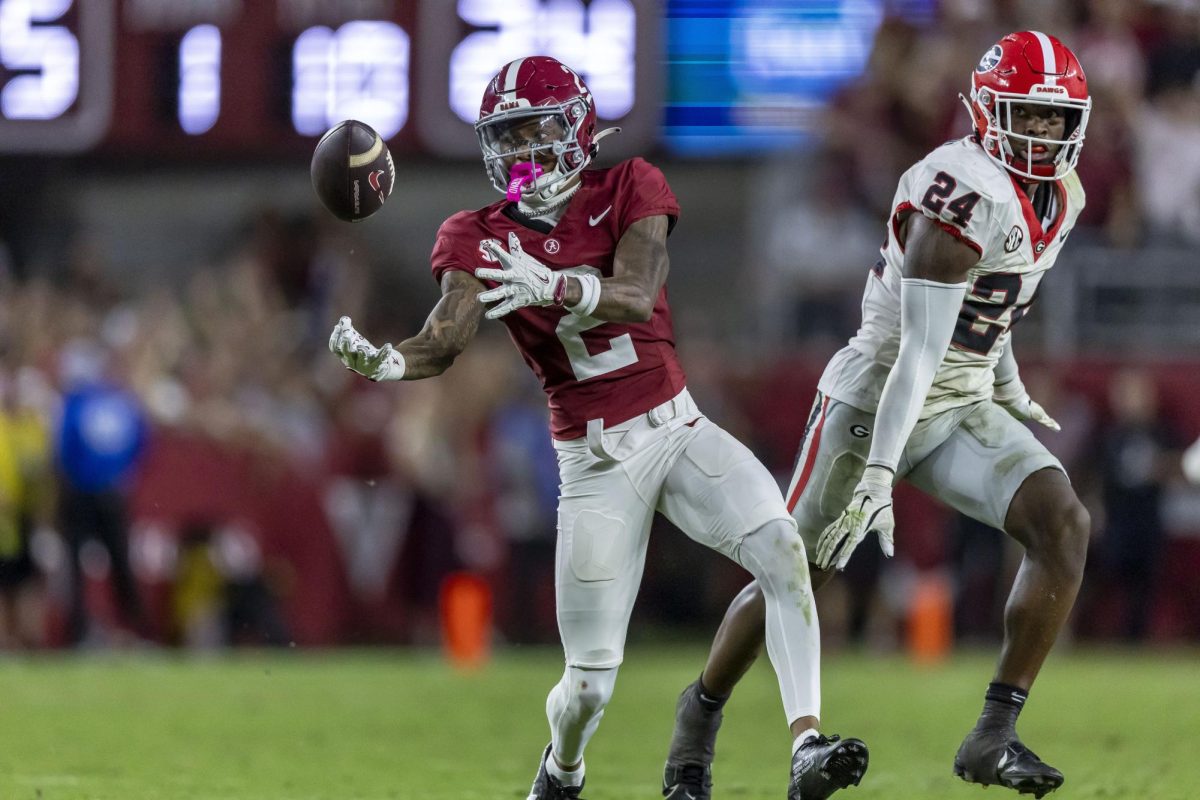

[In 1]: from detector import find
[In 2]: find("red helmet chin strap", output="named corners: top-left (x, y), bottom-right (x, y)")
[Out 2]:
top-left (1008, 165), bottom-right (1044, 185)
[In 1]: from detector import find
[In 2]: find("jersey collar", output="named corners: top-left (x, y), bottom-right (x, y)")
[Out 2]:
top-left (1008, 174), bottom-right (1066, 262)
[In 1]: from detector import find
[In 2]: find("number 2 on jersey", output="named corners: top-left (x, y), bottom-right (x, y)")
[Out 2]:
top-left (555, 266), bottom-right (638, 380)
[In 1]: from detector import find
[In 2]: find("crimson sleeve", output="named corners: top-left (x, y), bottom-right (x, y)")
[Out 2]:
top-left (430, 212), bottom-right (478, 285)
top-left (615, 157), bottom-right (680, 236)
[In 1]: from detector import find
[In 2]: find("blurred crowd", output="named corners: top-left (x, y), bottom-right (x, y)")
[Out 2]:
top-left (2, 0), bottom-right (1200, 654)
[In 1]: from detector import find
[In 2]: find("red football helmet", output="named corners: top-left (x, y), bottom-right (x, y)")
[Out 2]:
top-left (967, 31), bottom-right (1091, 181)
top-left (476, 56), bottom-right (608, 205)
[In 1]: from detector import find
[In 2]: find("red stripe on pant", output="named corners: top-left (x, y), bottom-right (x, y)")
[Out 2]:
top-left (786, 395), bottom-right (830, 513)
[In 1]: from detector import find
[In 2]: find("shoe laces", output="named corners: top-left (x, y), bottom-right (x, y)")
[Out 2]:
top-left (549, 780), bottom-right (584, 800)
top-left (1006, 740), bottom-right (1042, 763)
top-left (674, 763), bottom-right (712, 789)
top-left (802, 733), bottom-right (841, 750)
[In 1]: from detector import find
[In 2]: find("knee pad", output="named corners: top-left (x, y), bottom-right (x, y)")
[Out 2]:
top-left (546, 665), bottom-right (620, 768)
top-left (564, 665), bottom-right (618, 717)
top-left (548, 665), bottom-right (620, 723)
top-left (738, 518), bottom-right (809, 576)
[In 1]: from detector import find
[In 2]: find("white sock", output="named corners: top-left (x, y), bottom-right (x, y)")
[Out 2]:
top-left (546, 754), bottom-right (585, 787)
top-left (792, 727), bottom-right (820, 755)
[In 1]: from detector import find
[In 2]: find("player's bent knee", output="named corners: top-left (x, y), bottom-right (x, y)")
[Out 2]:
top-left (736, 519), bottom-right (812, 591)
top-left (1053, 498), bottom-right (1091, 562)
top-left (1010, 481), bottom-right (1090, 572)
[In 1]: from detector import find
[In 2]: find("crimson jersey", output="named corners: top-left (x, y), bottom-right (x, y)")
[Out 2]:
top-left (431, 158), bottom-right (685, 440)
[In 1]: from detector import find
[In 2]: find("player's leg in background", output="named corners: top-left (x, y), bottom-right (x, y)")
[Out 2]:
top-left (658, 415), bottom-right (867, 799)
top-left (528, 437), bottom-right (659, 798)
top-left (59, 483), bottom-right (93, 646)
top-left (94, 489), bottom-right (148, 640)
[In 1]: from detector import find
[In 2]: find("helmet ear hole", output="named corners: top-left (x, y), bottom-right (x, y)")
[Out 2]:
top-left (1064, 109), bottom-right (1082, 137)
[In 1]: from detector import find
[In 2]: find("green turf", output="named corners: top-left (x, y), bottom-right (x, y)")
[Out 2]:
top-left (0, 646), bottom-right (1196, 799)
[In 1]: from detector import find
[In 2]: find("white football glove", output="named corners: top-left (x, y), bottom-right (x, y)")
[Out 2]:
top-left (327, 316), bottom-right (405, 381)
top-left (474, 232), bottom-right (566, 320)
top-left (815, 465), bottom-right (896, 571)
top-left (993, 379), bottom-right (1061, 431)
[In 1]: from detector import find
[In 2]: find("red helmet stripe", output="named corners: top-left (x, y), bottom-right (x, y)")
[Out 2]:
top-left (1029, 31), bottom-right (1058, 85)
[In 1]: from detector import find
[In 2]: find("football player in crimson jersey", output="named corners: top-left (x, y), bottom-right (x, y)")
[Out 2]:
top-left (664, 31), bottom-right (1092, 800)
top-left (328, 57), bottom-right (867, 800)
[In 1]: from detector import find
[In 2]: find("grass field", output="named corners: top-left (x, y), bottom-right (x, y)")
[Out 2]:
top-left (1, 645), bottom-right (1197, 799)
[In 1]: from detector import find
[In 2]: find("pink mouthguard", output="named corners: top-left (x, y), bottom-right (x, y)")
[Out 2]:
top-left (506, 162), bottom-right (544, 201)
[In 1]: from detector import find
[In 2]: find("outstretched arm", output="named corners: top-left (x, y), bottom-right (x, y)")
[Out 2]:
top-left (815, 213), bottom-right (978, 570)
top-left (329, 270), bottom-right (486, 381)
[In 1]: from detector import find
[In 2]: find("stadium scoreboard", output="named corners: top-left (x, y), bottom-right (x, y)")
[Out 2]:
top-left (0, 0), bottom-right (659, 156)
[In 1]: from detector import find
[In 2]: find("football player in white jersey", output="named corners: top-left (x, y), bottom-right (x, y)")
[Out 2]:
top-left (662, 32), bottom-right (1091, 800)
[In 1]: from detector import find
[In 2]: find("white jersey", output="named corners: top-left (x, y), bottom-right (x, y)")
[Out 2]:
top-left (819, 137), bottom-right (1085, 417)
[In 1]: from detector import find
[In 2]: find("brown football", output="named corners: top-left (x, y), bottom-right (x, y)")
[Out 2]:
top-left (310, 120), bottom-right (395, 222)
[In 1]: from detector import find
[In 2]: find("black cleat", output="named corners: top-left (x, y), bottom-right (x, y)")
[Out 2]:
top-left (527, 744), bottom-right (585, 800)
top-left (662, 763), bottom-right (712, 800)
top-left (662, 681), bottom-right (723, 799)
top-left (788, 734), bottom-right (869, 800)
top-left (953, 729), bottom-right (1064, 798)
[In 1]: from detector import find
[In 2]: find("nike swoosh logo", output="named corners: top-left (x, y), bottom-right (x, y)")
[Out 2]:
top-left (589, 206), bottom-right (612, 226)
top-left (998, 750), bottom-right (1010, 769)
top-left (534, 272), bottom-right (549, 284)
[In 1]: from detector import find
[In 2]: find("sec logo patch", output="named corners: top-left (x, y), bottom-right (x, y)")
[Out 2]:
top-left (1004, 226), bottom-right (1024, 253)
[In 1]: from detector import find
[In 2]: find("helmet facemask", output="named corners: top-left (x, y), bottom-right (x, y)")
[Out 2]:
top-left (476, 99), bottom-right (591, 207)
top-left (972, 87), bottom-right (1091, 181)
